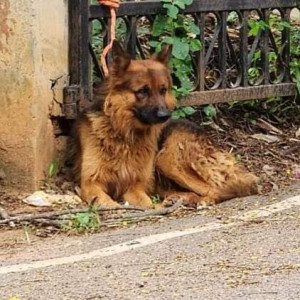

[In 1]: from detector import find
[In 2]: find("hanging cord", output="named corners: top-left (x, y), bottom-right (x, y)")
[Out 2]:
top-left (97, 0), bottom-right (120, 77)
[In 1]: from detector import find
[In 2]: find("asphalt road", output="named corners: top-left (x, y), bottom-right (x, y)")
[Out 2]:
top-left (0, 183), bottom-right (299, 300)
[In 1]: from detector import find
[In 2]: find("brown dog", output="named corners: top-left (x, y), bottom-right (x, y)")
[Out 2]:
top-left (74, 41), bottom-right (176, 208)
top-left (74, 41), bottom-right (258, 208)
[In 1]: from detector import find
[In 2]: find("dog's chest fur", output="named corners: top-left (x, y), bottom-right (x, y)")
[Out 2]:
top-left (79, 112), bottom-right (160, 199)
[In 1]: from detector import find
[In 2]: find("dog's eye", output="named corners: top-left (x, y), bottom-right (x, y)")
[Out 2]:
top-left (136, 86), bottom-right (150, 97)
top-left (160, 87), bottom-right (167, 95)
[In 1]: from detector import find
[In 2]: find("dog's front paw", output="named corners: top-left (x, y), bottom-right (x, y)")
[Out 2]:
top-left (89, 196), bottom-right (121, 209)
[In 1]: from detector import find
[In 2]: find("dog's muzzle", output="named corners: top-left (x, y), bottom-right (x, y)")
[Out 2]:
top-left (134, 106), bottom-right (171, 124)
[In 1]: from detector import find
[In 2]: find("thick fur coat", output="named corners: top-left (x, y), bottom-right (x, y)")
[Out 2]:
top-left (74, 41), bottom-right (258, 208)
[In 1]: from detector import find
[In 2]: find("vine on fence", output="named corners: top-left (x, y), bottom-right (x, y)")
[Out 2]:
top-left (230, 12), bottom-right (300, 119)
top-left (91, 1), bottom-right (299, 120)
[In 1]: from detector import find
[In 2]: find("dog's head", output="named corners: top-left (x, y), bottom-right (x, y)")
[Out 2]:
top-left (104, 41), bottom-right (176, 129)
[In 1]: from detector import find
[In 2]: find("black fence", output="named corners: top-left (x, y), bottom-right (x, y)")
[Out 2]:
top-left (63, 0), bottom-right (299, 119)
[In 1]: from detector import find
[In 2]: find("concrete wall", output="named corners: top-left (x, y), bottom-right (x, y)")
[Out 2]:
top-left (0, 0), bottom-right (68, 191)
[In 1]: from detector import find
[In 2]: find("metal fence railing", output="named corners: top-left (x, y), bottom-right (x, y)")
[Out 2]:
top-left (63, 0), bottom-right (299, 119)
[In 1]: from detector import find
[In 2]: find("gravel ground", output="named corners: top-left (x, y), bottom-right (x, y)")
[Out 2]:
top-left (0, 183), bottom-right (299, 300)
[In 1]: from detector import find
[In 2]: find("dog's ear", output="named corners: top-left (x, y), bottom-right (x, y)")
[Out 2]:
top-left (111, 40), bottom-right (131, 75)
top-left (153, 44), bottom-right (173, 65)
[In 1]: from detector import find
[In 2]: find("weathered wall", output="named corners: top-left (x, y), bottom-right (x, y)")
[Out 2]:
top-left (0, 0), bottom-right (68, 191)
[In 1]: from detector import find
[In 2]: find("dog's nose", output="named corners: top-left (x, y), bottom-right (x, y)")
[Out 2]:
top-left (156, 108), bottom-right (171, 121)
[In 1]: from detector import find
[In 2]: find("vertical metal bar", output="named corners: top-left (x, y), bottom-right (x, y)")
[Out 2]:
top-left (198, 12), bottom-right (206, 91)
top-left (79, 0), bottom-right (91, 105)
top-left (68, 0), bottom-right (80, 85)
top-left (282, 8), bottom-right (291, 83)
top-left (125, 16), bottom-right (137, 59)
top-left (261, 9), bottom-right (270, 85)
top-left (219, 11), bottom-right (228, 89)
top-left (240, 10), bottom-right (249, 87)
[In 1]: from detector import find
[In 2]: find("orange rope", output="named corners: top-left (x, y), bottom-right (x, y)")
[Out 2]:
top-left (98, 0), bottom-right (120, 77)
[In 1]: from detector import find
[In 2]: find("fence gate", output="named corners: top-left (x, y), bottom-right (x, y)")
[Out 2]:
top-left (63, 0), bottom-right (299, 119)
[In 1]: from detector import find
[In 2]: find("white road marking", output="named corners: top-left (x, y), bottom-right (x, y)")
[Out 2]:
top-left (0, 195), bottom-right (299, 275)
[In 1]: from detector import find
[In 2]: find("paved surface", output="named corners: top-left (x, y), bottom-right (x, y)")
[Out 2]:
top-left (0, 183), bottom-right (299, 300)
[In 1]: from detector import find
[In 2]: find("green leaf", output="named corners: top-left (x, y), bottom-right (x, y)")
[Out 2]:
top-left (163, 4), bottom-right (179, 19)
top-left (48, 161), bottom-right (57, 178)
top-left (189, 39), bottom-right (202, 52)
top-left (150, 194), bottom-right (161, 204)
top-left (258, 20), bottom-right (269, 30)
top-left (152, 15), bottom-right (168, 36)
top-left (172, 109), bottom-right (186, 119)
top-left (253, 50), bottom-right (261, 62)
top-left (149, 40), bottom-right (160, 47)
top-left (227, 11), bottom-right (239, 23)
top-left (92, 21), bottom-right (102, 35)
top-left (249, 21), bottom-right (259, 37)
top-left (137, 27), bottom-right (150, 34)
top-left (162, 36), bottom-right (174, 44)
top-left (174, 0), bottom-right (185, 9)
top-left (203, 104), bottom-right (217, 119)
top-left (296, 82), bottom-right (300, 94)
top-left (183, 16), bottom-right (200, 35)
top-left (182, 106), bottom-right (196, 115)
top-left (268, 51), bottom-right (277, 62)
top-left (76, 213), bottom-right (90, 226)
top-left (278, 20), bottom-right (291, 29)
top-left (180, 78), bottom-right (193, 90)
top-left (182, 0), bottom-right (193, 5)
top-left (172, 39), bottom-right (189, 60)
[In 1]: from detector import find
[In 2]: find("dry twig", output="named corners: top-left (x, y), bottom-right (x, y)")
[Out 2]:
top-left (0, 206), bottom-right (145, 226)
top-left (0, 201), bottom-right (182, 228)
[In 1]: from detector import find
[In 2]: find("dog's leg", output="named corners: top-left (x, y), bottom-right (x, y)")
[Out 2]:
top-left (162, 191), bottom-right (208, 208)
top-left (161, 188), bottom-right (219, 207)
top-left (156, 153), bottom-right (221, 206)
top-left (123, 184), bottom-right (154, 208)
top-left (81, 180), bottom-right (120, 208)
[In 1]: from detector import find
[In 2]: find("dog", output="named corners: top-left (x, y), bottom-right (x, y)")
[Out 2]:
top-left (74, 41), bottom-right (176, 208)
top-left (74, 41), bottom-right (258, 208)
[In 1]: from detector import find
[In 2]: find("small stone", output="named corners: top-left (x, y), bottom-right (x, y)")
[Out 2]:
top-left (262, 164), bottom-right (276, 176)
top-left (251, 133), bottom-right (280, 143)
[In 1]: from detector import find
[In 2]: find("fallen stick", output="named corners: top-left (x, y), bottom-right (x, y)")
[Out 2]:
top-left (0, 206), bottom-right (145, 225)
top-left (33, 215), bottom-right (164, 229)
top-left (101, 201), bottom-right (182, 220)
top-left (0, 201), bottom-right (182, 226)
top-left (32, 219), bottom-right (70, 228)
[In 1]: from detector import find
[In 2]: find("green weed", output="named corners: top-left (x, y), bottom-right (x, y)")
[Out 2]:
top-left (65, 209), bottom-right (101, 233)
